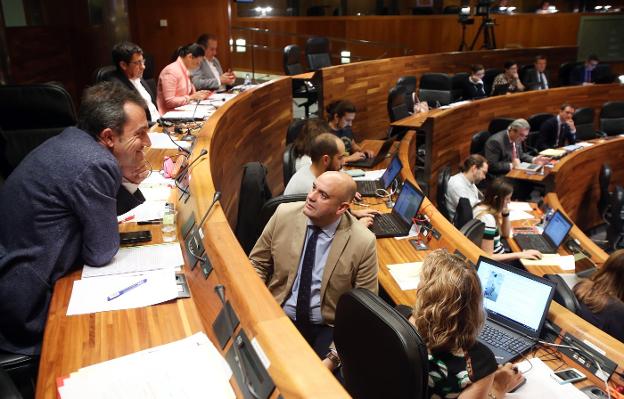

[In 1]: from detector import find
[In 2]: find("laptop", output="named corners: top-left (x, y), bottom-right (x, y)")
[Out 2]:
top-left (514, 210), bottom-right (573, 254)
top-left (356, 155), bottom-right (403, 197)
top-left (371, 181), bottom-right (424, 238)
top-left (346, 136), bottom-right (395, 168)
top-left (476, 257), bottom-right (556, 364)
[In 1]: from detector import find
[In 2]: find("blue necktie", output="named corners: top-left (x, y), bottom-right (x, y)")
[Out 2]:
top-left (296, 226), bottom-right (321, 325)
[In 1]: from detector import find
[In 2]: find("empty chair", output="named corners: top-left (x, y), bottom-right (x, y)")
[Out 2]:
top-left (483, 68), bottom-right (502, 95)
top-left (470, 130), bottom-right (490, 155)
top-left (0, 83), bottom-right (77, 178)
top-left (305, 36), bottom-right (331, 71)
top-left (258, 193), bottom-right (308, 236)
top-left (387, 85), bottom-right (411, 139)
top-left (453, 197), bottom-right (474, 229)
top-left (606, 185), bottom-right (624, 251)
top-left (527, 112), bottom-right (553, 150)
top-left (519, 64), bottom-right (533, 84)
top-left (459, 218), bottom-right (485, 247)
top-left (235, 162), bottom-right (272, 254)
top-left (284, 45), bottom-right (318, 118)
top-left (488, 117), bottom-right (514, 134)
top-left (418, 73), bottom-right (452, 107)
top-left (559, 61), bottom-right (582, 86)
top-left (594, 64), bottom-right (614, 84)
top-left (543, 274), bottom-right (581, 314)
top-left (282, 143), bottom-right (297, 187)
top-left (573, 107), bottom-right (597, 140)
top-left (437, 165), bottom-right (452, 221)
top-left (334, 288), bottom-right (429, 399)
top-left (93, 65), bottom-right (116, 83)
top-left (600, 101), bottom-right (624, 136)
top-left (396, 75), bottom-right (417, 111)
top-left (598, 163), bottom-right (612, 224)
top-left (451, 72), bottom-right (469, 102)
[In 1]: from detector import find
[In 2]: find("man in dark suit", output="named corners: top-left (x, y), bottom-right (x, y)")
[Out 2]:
top-left (570, 54), bottom-right (600, 86)
top-left (109, 42), bottom-right (160, 123)
top-left (536, 103), bottom-right (577, 151)
top-left (523, 55), bottom-right (550, 91)
top-left (485, 118), bottom-right (550, 176)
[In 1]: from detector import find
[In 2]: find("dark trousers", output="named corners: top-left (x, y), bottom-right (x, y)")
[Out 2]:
top-left (293, 320), bottom-right (334, 358)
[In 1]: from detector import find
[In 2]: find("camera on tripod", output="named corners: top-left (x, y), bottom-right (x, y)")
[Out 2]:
top-left (457, 0), bottom-right (497, 51)
top-left (475, 0), bottom-right (495, 17)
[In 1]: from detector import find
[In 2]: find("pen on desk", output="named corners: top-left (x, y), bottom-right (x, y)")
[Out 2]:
top-left (118, 215), bottom-right (135, 224)
top-left (107, 278), bottom-right (148, 301)
top-left (137, 219), bottom-right (162, 225)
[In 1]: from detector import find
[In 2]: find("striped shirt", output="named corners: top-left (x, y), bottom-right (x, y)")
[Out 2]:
top-left (474, 206), bottom-right (505, 254)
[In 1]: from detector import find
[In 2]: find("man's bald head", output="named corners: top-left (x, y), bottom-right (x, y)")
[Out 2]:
top-left (303, 171), bottom-right (356, 227)
top-left (322, 171), bottom-right (357, 202)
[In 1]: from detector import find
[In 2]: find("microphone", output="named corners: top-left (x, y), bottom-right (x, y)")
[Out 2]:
top-left (191, 99), bottom-right (202, 121)
top-left (158, 118), bottom-right (191, 155)
top-left (187, 191), bottom-right (221, 263)
top-left (198, 191), bottom-right (221, 228)
top-left (175, 149), bottom-right (208, 181)
top-left (214, 284), bottom-right (261, 399)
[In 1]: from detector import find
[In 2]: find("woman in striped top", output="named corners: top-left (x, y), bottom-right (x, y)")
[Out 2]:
top-left (473, 178), bottom-right (542, 262)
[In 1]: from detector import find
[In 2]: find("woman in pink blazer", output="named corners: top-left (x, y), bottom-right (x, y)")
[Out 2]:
top-left (157, 43), bottom-right (211, 115)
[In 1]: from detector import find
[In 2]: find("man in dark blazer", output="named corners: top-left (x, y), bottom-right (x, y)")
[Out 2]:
top-left (485, 118), bottom-right (550, 176)
top-left (0, 83), bottom-right (151, 356)
top-left (523, 55), bottom-right (550, 91)
top-left (536, 104), bottom-right (577, 151)
top-left (570, 54), bottom-right (600, 86)
top-left (109, 42), bottom-right (160, 123)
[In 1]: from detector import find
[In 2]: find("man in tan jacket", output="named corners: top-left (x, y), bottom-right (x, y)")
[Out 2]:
top-left (250, 171), bottom-right (378, 363)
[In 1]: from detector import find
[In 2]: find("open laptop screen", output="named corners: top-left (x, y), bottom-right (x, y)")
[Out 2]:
top-left (543, 210), bottom-right (573, 248)
top-left (380, 156), bottom-right (402, 189)
top-left (393, 182), bottom-right (424, 225)
top-left (476, 257), bottom-right (555, 337)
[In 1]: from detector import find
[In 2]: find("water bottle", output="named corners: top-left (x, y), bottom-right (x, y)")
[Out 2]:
top-left (244, 73), bottom-right (251, 85)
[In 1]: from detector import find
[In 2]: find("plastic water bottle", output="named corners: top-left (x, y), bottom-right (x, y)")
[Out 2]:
top-left (244, 73), bottom-right (251, 85)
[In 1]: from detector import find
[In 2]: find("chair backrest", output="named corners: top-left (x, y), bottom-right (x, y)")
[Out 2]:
top-left (453, 197), bottom-right (474, 229)
top-left (443, 5), bottom-right (460, 13)
top-left (94, 65), bottom-right (116, 83)
top-left (488, 117), bottom-right (514, 134)
top-left (306, 36), bottom-right (331, 70)
top-left (387, 85), bottom-right (410, 122)
top-left (543, 274), bottom-right (581, 314)
top-left (598, 163), bottom-right (612, 223)
top-left (396, 76), bottom-right (417, 111)
top-left (258, 194), bottom-right (308, 236)
top-left (600, 101), bottom-right (624, 136)
top-left (607, 185), bottom-right (624, 250)
top-left (470, 130), bottom-right (490, 155)
top-left (143, 53), bottom-right (155, 80)
top-left (451, 72), bottom-right (469, 102)
top-left (527, 112), bottom-right (553, 149)
top-left (334, 288), bottom-right (429, 399)
top-left (283, 44), bottom-right (304, 75)
top-left (437, 165), bottom-right (452, 221)
top-left (559, 61), bottom-right (582, 86)
top-left (483, 68), bottom-right (502, 95)
top-left (519, 64), bottom-right (533, 83)
top-left (419, 73), bottom-right (452, 106)
top-left (285, 118), bottom-right (306, 144)
top-left (594, 64), bottom-right (614, 84)
top-left (235, 162), bottom-right (272, 254)
top-left (0, 367), bottom-right (22, 399)
top-left (282, 143), bottom-right (297, 187)
top-left (459, 218), bottom-right (485, 247)
top-left (573, 107), bottom-right (596, 140)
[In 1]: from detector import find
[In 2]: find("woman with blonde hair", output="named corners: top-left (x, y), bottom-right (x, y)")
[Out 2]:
top-left (410, 250), bottom-right (523, 398)
top-left (573, 250), bottom-right (624, 341)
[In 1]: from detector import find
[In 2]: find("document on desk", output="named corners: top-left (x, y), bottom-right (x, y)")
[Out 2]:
top-left (82, 243), bottom-right (184, 278)
top-left (508, 201), bottom-right (534, 212)
top-left (509, 210), bottom-right (536, 221)
top-left (387, 262), bottom-right (424, 290)
top-left (147, 132), bottom-right (192, 150)
top-left (57, 332), bottom-right (235, 399)
top-left (66, 269), bottom-right (178, 316)
top-left (117, 200), bottom-right (168, 224)
top-left (506, 358), bottom-right (586, 399)
top-left (520, 254), bottom-right (576, 271)
top-left (163, 109), bottom-right (210, 120)
top-left (352, 168), bottom-right (386, 181)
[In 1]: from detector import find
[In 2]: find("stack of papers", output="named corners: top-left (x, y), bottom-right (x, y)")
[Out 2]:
top-left (147, 132), bottom-right (192, 150)
top-left (82, 243), bottom-right (184, 278)
top-left (520, 254), bottom-right (575, 271)
top-left (162, 109), bottom-right (211, 120)
top-left (57, 332), bottom-right (235, 399)
top-left (352, 168), bottom-right (385, 181)
top-left (387, 262), bottom-right (423, 290)
top-left (507, 358), bottom-right (586, 399)
top-left (117, 200), bottom-right (168, 224)
top-left (539, 148), bottom-right (567, 158)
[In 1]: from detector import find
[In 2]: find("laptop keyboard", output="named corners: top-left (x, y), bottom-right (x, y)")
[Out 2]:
top-left (373, 215), bottom-right (404, 235)
top-left (357, 180), bottom-right (380, 195)
top-left (514, 234), bottom-right (555, 254)
top-left (479, 324), bottom-right (532, 353)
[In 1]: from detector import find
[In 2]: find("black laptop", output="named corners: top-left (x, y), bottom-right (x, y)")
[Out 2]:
top-left (514, 210), bottom-right (573, 254)
top-left (371, 181), bottom-right (424, 238)
top-left (356, 155), bottom-right (402, 197)
top-left (476, 257), bottom-right (556, 364)
top-left (346, 136), bottom-right (395, 168)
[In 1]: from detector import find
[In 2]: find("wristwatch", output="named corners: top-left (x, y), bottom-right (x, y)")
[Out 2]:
top-left (325, 349), bottom-right (342, 368)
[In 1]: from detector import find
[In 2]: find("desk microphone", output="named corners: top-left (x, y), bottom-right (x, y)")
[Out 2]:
top-left (187, 191), bottom-right (221, 263)
top-left (191, 99), bottom-right (202, 122)
top-left (175, 149), bottom-right (208, 181)
top-left (215, 284), bottom-right (261, 399)
top-left (158, 118), bottom-right (191, 155)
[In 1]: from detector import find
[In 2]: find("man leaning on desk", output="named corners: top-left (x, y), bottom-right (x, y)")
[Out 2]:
top-left (0, 82), bottom-right (151, 356)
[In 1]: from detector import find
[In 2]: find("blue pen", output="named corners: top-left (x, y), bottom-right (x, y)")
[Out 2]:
top-left (107, 278), bottom-right (148, 301)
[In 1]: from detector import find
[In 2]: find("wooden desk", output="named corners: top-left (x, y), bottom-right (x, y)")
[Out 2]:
top-left (390, 108), bottom-right (442, 129)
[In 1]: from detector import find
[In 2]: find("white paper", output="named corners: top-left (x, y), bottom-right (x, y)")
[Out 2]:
top-left (117, 200), bottom-right (168, 223)
top-left (147, 132), bottom-right (192, 150)
top-left (162, 109), bottom-right (210, 120)
top-left (67, 269), bottom-right (178, 315)
top-left (394, 223), bottom-right (419, 240)
top-left (507, 358), bottom-right (586, 399)
top-left (387, 262), bottom-right (423, 290)
top-left (576, 141), bottom-right (594, 148)
top-left (509, 210), bottom-right (536, 221)
top-left (352, 168), bottom-right (385, 181)
top-left (82, 243), bottom-right (184, 278)
top-left (508, 201), bottom-right (533, 212)
top-left (520, 254), bottom-right (576, 271)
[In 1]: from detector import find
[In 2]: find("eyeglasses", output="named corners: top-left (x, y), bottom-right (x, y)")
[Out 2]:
top-left (127, 59), bottom-right (146, 66)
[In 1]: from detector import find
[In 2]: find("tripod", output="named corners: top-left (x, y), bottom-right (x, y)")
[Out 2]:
top-left (469, 17), bottom-right (496, 50)
top-left (457, 19), bottom-right (474, 51)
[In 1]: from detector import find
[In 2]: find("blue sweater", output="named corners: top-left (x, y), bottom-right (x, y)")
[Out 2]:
top-left (0, 127), bottom-right (121, 355)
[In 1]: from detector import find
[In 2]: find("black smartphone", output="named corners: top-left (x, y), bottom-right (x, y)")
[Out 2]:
top-left (119, 230), bottom-right (152, 244)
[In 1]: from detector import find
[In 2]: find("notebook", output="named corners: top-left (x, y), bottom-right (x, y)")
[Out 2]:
top-left (514, 210), bottom-right (573, 254)
top-left (371, 181), bottom-right (424, 238)
top-left (476, 257), bottom-right (556, 364)
top-left (356, 155), bottom-right (403, 197)
top-left (346, 136), bottom-right (395, 168)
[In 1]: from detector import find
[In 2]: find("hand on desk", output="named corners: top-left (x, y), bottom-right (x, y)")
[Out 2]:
top-left (351, 209), bottom-right (380, 228)
top-left (221, 70), bottom-right (236, 85)
top-left (519, 249), bottom-right (543, 260)
top-left (190, 90), bottom-right (212, 101)
top-left (493, 363), bottom-right (525, 396)
top-left (345, 151), bottom-right (368, 163)
top-left (533, 155), bottom-right (551, 165)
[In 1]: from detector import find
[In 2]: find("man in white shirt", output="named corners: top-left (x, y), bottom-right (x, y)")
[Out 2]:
top-left (192, 33), bottom-right (236, 91)
top-left (445, 154), bottom-right (488, 220)
top-left (109, 42), bottom-right (160, 123)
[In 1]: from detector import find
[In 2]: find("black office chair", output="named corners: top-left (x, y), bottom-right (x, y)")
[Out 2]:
top-left (459, 218), bottom-right (485, 247)
top-left (488, 117), bottom-right (514, 134)
top-left (418, 73), bottom-right (453, 107)
top-left (483, 68), bottom-right (502, 95)
top-left (282, 143), bottom-right (297, 187)
top-left (559, 61), bottom-right (582, 86)
top-left (396, 76), bottom-right (417, 111)
top-left (443, 5), bottom-right (460, 13)
top-left (543, 274), bottom-right (581, 314)
top-left (437, 165), bottom-right (452, 221)
top-left (0, 368), bottom-right (22, 399)
top-left (412, 7), bottom-right (433, 14)
top-left (305, 36), bottom-right (331, 71)
top-left (235, 162), bottom-right (272, 254)
top-left (573, 107), bottom-right (597, 140)
top-left (451, 72), bottom-right (469, 102)
top-left (93, 65), bottom-right (116, 83)
top-left (387, 85), bottom-right (411, 139)
top-left (518, 64), bottom-right (533, 85)
top-left (0, 83), bottom-right (77, 178)
top-left (284, 45), bottom-right (318, 118)
top-left (470, 130), bottom-right (490, 155)
top-left (257, 194), bottom-right (307, 235)
top-left (598, 163), bottom-right (612, 225)
top-left (606, 185), bottom-right (624, 251)
top-left (0, 351), bottom-right (36, 399)
top-left (285, 118), bottom-right (306, 145)
top-left (594, 64), bottom-right (614, 84)
top-left (599, 101), bottom-right (624, 137)
top-left (453, 197), bottom-right (474, 229)
top-left (334, 288), bottom-right (429, 399)
top-left (527, 112), bottom-right (553, 150)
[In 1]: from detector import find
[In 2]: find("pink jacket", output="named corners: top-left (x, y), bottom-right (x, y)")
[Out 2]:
top-left (157, 57), bottom-right (196, 115)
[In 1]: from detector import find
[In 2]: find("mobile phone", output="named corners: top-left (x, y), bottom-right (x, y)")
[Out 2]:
top-left (551, 368), bottom-right (586, 384)
top-left (119, 230), bottom-right (152, 244)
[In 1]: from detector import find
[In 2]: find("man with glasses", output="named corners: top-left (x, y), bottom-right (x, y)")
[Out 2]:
top-left (570, 54), bottom-right (600, 86)
top-left (110, 41), bottom-right (160, 123)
